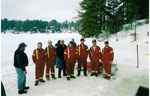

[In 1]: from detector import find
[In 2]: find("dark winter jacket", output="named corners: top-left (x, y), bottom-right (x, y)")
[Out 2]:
top-left (56, 44), bottom-right (67, 60)
top-left (14, 49), bottom-right (28, 71)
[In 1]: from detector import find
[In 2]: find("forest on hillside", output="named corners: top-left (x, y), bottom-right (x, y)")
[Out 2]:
top-left (78, 0), bottom-right (149, 37)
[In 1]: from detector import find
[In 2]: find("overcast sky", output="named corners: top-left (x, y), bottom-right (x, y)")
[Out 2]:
top-left (2, 0), bottom-right (82, 22)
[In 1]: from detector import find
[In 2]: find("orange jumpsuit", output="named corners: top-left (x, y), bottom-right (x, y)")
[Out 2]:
top-left (89, 46), bottom-right (102, 73)
top-left (76, 44), bottom-right (88, 70)
top-left (32, 48), bottom-right (46, 82)
top-left (45, 46), bottom-right (56, 79)
top-left (64, 47), bottom-right (77, 77)
top-left (101, 46), bottom-right (114, 76)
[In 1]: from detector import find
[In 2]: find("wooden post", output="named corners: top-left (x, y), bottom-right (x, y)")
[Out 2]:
top-left (136, 45), bottom-right (139, 68)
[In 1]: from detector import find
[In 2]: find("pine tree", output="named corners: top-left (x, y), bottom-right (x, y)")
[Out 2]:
top-left (79, 0), bottom-right (107, 37)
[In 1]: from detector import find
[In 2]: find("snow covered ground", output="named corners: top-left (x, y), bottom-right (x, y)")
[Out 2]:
top-left (1, 24), bottom-right (149, 96)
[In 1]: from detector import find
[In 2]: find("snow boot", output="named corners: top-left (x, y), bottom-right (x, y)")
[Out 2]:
top-left (84, 70), bottom-right (87, 76)
top-left (106, 76), bottom-right (111, 80)
top-left (39, 79), bottom-right (45, 83)
top-left (18, 90), bottom-right (27, 94)
top-left (46, 74), bottom-right (50, 80)
top-left (35, 81), bottom-right (39, 86)
top-left (67, 77), bottom-right (70, 81)
top-left (77, 70), bottom-right (81, 76)
top-left (71, 76), bottom-right (76, 78)
top-left (91, 72), bottom-right (95, 76)
top-left (46, 77), bottom-right (50, 81)
top-left (95, 73), bottom-right (99, 77)
top-left (23, 86), bottom-right (30, 90)
top-left (52, 75), bottom-right (57, 79)
top-left (103, 74), bottom-right (107, 78)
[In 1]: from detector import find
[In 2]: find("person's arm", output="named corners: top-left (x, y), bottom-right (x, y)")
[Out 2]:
top-left (110, 48), bottom-right (114, 63)
top-left (89, 47), bottom-right (92, 60)
top-left (45, 47), bottom-right (48, 62)
top-left (98, 47), bottom-right (102, 59)
top-left (85, 45), bottom-right (89, 58)
top-left (64, 48), bottom-right (68, 61)
top-left (32, 50), bottom-right (37, 64)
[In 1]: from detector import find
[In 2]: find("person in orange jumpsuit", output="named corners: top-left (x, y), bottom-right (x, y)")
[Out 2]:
top-left (76, 38), bottom-right (89, 76)
top-left (64, 41), bottom-right (77, 80)
top-left (45, 40), bottom-right (57, 80)
top-left (101, 41), bottom-right (114, 80)
top-left (89, 39), bottom-right (102, 77)
top-left (32, 42), bottom-right (46, 86)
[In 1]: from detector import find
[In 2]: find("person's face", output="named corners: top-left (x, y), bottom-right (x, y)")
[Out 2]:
top-left (48, 42), bottom-right (52, 45)
top-left (81, 40), bottom-right (84, 44)
top-left (72, 39), bottom-right (74, 42)
top-left (21, 47), bottom-right (25, 51)
top-left (38, 44), bottom-right (42, 48)
top-left (62, 41), bottom-right (64, 44)
top-left (92, 42), bottom-right (96, 46)
top-left (69, 43), bottom-right (73, 48)
top-left (105, 43), bottom-right (109, 47)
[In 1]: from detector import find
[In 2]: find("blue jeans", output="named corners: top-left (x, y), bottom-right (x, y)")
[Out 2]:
top-left (15, 67), bottom-right (26, 91)
top-left (55, 56), bottom-right (60, 68)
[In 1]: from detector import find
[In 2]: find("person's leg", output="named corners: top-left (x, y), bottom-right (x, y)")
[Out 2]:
top-left (22, 75), bottom-right (26, 89)
top-left (46, 62), bottom-right (50, 80)
top-left (77, 58), bottom-right (81, 70)
top-left (16, 68), bottom-right (24, 91)
top-left (70, 60), bottom-right (76, 78)
top-left (106, 62), bottom-right (111, 77)
top-left (55, 56), bottom-right (58, 68)
top-left (35, 64), bottom-right (40, 85)
top-left (51, 60), bottom-right (56, 79)
top-left (15, 67), bottom-right (27, 93)
top-left (95, 60), bottom-right (99, 77)
top-left (63, 60), bottom-right (66, 76)
top-left (83, 58), bottom-right (87, 76)
top-left (90, 60), bottom-right (94, 74)
top-left (66, 61), bottom-right (71, 80)
top-left (40, 62), bottom-right (45, 81)
top-left (58, 59), bottom-right (63, 78)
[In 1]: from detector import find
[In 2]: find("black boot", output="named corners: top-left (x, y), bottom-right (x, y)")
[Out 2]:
top-left (71, 75), bottom-right (76, 78)
top-left (18, 90), bottom-right (27, 94)
top-left (23, 86), bottom-right (30, 90)
top-left (91, 72), bottom-right (95, 76)
top-left (95, 73), bottom-right (98, 77)
top-left (67, 77), bottom-right (70, 81)
top-left (77, 70), bottom-right (81, 76)
top-left (58, 69), bottom-right (61, 78)
top-left (39, 79), bottom-right (45, 82)
top-left (84, 70), bottom-right (87, 76)
top-left (35, 81), bottom-right (39, 86)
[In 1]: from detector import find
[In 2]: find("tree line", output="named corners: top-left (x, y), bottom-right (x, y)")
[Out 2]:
top-left (1, 19), bottom-right (80, 33)
top-left (78, 0), bottom-right (149, 37)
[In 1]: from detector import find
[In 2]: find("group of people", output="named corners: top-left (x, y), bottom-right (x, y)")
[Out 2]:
top-left (14, 38), bottom-right (114, 94)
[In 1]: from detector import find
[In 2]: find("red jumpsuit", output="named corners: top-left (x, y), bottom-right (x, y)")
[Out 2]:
top-left (32, 48), bottom-right (46, 83)
top-left (45, 46), bottom-right (56, 79)
top-left (64, 47), bottom-right (77, 77)
top-left (77, 44), bottom-right (88, 70)
top-left (89, 45), bottom-right (102, 73)
top-left (101, 46), bottom-right (114, 77)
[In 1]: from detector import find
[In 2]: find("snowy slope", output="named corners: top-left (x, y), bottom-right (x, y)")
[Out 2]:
top-left (1, 24), bottom-right (149, 96)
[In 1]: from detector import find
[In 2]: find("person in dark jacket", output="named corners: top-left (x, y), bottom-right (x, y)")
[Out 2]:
top-left (55, 40), bottom-right (60, 68)
top-left (56, 40), bottom-right (67, 78)
top-left (14, 42), bottom-right (29, 94)
top-left (71, 38), bottom-right (77, 48)
top-left (68, 38), bottom-right (77, 48)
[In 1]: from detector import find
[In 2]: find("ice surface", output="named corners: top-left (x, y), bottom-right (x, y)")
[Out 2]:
top-left (1, 24), bottom-right (149, 96)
